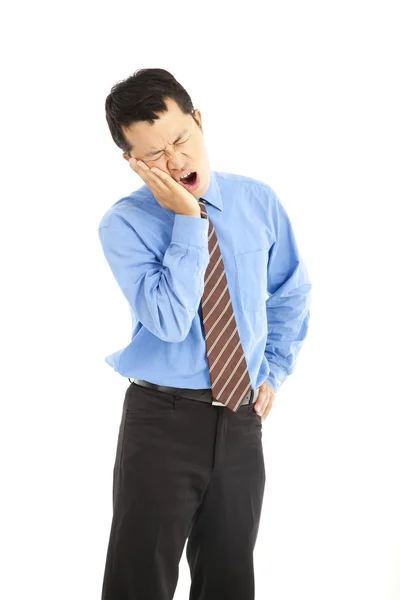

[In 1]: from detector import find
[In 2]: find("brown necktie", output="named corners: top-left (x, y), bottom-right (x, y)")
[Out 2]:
top-left (198, 199), bottom-right (252, 412)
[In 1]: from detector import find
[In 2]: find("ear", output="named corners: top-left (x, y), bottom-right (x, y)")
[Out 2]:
top-left (193, 109), bottom-right (203, 133)
top-left (122, 153), bottom-right (130, 162)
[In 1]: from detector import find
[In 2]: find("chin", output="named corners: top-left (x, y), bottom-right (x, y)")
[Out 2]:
top-left (194, 170), bottom-right (209, 199)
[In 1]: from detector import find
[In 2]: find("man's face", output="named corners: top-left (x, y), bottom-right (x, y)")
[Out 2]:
top-left (122, 97), bottom-right (210, 200)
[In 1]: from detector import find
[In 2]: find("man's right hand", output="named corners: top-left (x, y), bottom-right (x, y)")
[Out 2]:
top-left (129, 158), bottom-right (201, 218)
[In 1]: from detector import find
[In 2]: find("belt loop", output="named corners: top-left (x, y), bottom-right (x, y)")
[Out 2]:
top-left (247, 389), bottom-right (255, 414)
top-left (173, 388), bottom-right (183, 411)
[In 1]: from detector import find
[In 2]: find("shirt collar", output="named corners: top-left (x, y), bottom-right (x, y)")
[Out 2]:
top-left (198, 169), bottom-right (223, 212)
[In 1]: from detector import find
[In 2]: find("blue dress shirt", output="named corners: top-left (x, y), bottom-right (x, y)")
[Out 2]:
top-left (98, 170), bottom-right (312, 393)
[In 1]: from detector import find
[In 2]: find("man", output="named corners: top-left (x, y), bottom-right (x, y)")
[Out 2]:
top-left (98, 68), bottom-right (312, 600)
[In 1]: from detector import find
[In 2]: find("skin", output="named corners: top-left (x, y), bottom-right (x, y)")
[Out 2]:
top-left (121, 97), bottom-right (211, 217)
top-left (120, 96), bottom-right (276, 421)
top-left (254, 381), bottom-right (276, 422)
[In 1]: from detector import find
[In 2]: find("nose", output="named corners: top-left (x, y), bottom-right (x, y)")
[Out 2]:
top-left (165, 145), bottom-right (185, 170)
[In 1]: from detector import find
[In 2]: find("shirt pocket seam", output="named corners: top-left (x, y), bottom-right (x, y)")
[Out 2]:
top-left (234, 248), bottom-right (269, 312)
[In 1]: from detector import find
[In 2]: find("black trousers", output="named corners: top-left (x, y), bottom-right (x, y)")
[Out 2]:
top-left (100, 381), bottom-right (265, 600)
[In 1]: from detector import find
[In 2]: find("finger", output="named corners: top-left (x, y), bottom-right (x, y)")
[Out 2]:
top-left (255, 396), bottom-right (270, 416)
top-left (129, 158), bottom-right (150, 177)
top-left (136, 159), bottom-right (150, 171)
top-left (253, 400), bottom-right (262, 414)
top-left (149, 166), bottom-right (178, 187)
top-left (151, 167), bottom-right (174, 183)
top-left (261, 404), bottom-right (272, 422)
top-left (131, 159), bottom-right (163, 183)
top-left (130, 159), bottom-right (168, 191)
top-left (254, 394), bottom-right (266, 414)
top-left (262, 397), bottom-right (275, 421)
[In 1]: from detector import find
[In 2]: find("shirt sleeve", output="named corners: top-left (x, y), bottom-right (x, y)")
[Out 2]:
top-left (98, 212), bottom-right (210, 343)
top-left (264, 190), bottom-right (312, 392)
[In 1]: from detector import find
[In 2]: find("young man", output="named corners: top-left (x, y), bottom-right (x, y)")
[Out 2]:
top-left (98, 68), bottom-right (312, 600)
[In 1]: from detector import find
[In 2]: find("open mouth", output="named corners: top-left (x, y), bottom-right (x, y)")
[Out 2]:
top-left (180, 171), bottom-right (197, 185)
top-left (178, 171), bottom-right (200, 191)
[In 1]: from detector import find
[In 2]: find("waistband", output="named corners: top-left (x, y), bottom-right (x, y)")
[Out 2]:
top-left (130, 379), bottom-right (259, 407)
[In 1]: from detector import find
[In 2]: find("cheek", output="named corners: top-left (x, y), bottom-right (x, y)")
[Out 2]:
top-left (196, 138), bottom-right (207, 156)
top-left (152, 157), bottom-right (168, 168)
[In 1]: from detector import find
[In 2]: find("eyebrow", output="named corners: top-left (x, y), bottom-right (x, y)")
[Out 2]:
top-left (143, 129), bottom-right (189, 158)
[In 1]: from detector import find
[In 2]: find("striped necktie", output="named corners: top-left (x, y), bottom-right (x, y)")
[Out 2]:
top-left (198, 199), bottom-right (252, 412)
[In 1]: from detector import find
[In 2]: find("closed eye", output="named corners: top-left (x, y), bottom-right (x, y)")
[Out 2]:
top-left (148, 137), bottom-right (191, 160)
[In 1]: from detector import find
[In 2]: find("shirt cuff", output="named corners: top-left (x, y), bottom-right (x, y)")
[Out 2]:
top-left (171, 214), bottom-right (209, 247)
top-left (264, 361), bottom-right (288, 393)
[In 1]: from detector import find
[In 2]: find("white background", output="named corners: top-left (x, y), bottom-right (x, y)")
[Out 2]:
top-left (1, 1), bottom-right (399, 598)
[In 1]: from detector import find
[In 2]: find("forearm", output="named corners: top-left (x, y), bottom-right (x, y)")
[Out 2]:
top-left (98, 212), bottom-right (210, 343)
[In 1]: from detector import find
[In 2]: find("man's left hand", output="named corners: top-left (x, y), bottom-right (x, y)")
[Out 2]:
top-left (253, 381), bottom-right (276, 422)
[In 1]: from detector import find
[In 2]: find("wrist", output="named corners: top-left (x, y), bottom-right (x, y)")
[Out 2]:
top-left (178, 208), bottom-right (201, 218)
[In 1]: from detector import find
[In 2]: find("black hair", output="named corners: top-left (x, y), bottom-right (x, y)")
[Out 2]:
top-left (105, 68), bottom-right (197, 156)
